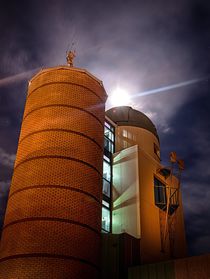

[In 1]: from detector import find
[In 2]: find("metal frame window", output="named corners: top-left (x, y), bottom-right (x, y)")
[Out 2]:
top-left (154, 176), bottom-right (167, 210)
top-left (103, 159), bottom-right (111, 182)
top-left (104, 122), bottom-right (115, 154)
top-left (154, 176), bottom-right (179, 214)
top-left (102, 120), bottom-right (115, 233)
top-left (103, 178), bottom-right (111, 198)
top-left (102, 206), bottom-right (111, 232)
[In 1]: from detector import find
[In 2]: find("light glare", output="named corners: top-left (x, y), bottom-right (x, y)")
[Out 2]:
top-left (109, 88), bottom-right (131, 106)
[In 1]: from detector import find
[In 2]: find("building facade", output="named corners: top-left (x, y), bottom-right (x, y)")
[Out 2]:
top-left (103, 106), bottom-right (187, 264)
top-left (0, 64), bottom-right (187, 278)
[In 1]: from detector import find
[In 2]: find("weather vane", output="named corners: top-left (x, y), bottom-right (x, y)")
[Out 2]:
top-left (66, 42), bottom-right (76, 67)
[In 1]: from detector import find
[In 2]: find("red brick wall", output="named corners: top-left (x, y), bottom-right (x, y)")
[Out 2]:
top-left (0, 67), bottom-right (107, 278)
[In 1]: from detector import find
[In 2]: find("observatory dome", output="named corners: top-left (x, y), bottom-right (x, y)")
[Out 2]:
top-left (106, 106), bottom-right (159, 141)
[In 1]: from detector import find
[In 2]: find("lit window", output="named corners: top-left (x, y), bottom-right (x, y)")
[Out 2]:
top-left (122, 129), bottom-right (127, 137)
top-left (104, 137), bottom-right (114, 153)
top-left (102, 200), bottom-right (110, 208)
top-left (103, 179), bottom-right (110, 197)
top-left (105, 121), bottom-right (114, 131)
top-left (103, 154), bottom-right (110, 163)
top-left (104, 121), bottom-right (114, 154)
top-left (102, 207), bottom-right (110, 232)
top-left (103, 161), bottom-right (111, 182)
top-left (104, 127), bottom-right (114, 141)
top-left (102, 121), bottom-right (114, 232)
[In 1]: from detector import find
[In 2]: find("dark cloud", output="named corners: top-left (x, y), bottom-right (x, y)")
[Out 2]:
top-left (0, 181), bottom-right (10, 237)
top-left (159, 82), bottom-right (210, 255)
top-left (0, 0), bottom-right (210, 256)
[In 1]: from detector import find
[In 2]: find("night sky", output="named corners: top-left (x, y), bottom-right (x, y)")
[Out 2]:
top-left (0, 0), bottom-right (210, 256)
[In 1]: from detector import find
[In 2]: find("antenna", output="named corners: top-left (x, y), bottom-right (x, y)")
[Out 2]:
top-left (161, 152), bottom-right (184, 256)
top-left (66, 26), bottom-right (78, 67)
top-left (66, 41), bottom-right (75, 55)
top-left (66, 42), bottom-right (76, 67)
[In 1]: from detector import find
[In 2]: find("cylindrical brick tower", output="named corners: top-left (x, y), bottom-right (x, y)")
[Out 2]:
top-left (0, 66), bottom-right (107, 278)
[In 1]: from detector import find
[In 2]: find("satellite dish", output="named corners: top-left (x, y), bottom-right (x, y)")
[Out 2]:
top-left (157, 167), bottom-right (171, 178)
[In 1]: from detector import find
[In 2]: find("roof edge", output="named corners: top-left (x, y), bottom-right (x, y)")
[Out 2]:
top-left (106, 106), bottom-right (159, 141)
top-left (29, 66), bottom-right (104, 88)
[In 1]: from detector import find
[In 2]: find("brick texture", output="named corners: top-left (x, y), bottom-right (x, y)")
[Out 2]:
top-left (0, 66), bottom-right (107, 279)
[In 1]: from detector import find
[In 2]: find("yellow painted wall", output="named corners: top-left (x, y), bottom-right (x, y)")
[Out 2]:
top-left (115, 126), bottom-right (160, 162)
top-left (114, 125), bottom-right (187, 264)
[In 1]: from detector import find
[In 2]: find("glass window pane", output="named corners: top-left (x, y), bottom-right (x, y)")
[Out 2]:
top-left (104, 137), bottom-right (114, 153)
top-left (154, 187), bottom-right (159, 202)
top-left (154, 177), bottom-right (162, 186)
top-left (102, 200), bottom-right (110, 208)
top-left (105, 121), bottom-right (114, 131)
top-left (105, 127), bottom-right (114, 141)
top-left (103, 179), bottom-right (110, 197)
top-left (122, 129), bottom-right (127, 137)
top-left (105, 121), bottom-right (111, 129)
top-left (154, 177), bottom-right (166, 205)
top-left (103, 154), bottom-right (110, 163)
top-left (103, 161), bottom-right (111, 181)
top-left (102, 207), bottom-right (110, 231)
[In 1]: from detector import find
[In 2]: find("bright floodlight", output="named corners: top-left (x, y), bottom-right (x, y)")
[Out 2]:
top-left (109, 87), bottom-right (131, 106)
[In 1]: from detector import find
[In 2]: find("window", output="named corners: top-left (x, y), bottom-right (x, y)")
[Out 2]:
top-left (102, 207), bottom-right (110, 232)
top-left (103, 160), bottom-right (111, 182)
top-left (102, 120), bottom-right (114, 233)
top-left (105, 127), bottom-right (114, 141)
top-left (154, 177), bottom-right (166, 210)
top-left (102, 200), bottom-right (110, 208)
top-left (103, 179), bottom-right (111, 197)
top-left (104, 137), bottom-right (114, 153)
top-left (103, 154), bottom-right (110, 163)
top-left (104, 121), bottom-right (114, 154)
top-left (122, 129), bottom-right (127, 138)
top-left (105, 121), bottom-right (114, 131)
